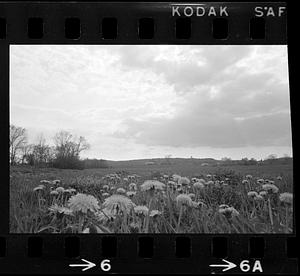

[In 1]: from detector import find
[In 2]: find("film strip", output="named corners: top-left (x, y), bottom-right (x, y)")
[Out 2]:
top-left (0, 1), bottom-right (297, 274)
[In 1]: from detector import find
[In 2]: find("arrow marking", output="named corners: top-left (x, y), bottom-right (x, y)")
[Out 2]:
top-left (209, 259), bottom-right (237, 272)
top-left (69, 259), bottom-right (96, 271)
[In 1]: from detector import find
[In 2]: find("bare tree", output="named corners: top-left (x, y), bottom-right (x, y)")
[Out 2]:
top-left (10, 125), bottom-right (27, 165)
top-left (53, 131), bottom-right (90, 169)
top-left (20, 143), bottom-right (34, 164)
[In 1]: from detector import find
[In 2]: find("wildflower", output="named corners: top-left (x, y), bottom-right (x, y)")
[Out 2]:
top-left (193, 182), bottom-right (205, 189)
top-left (259, 191), bottom-right (267, 197)
top-left (246, 175), bottom-right (253, 180)
top-left (192, 201), bottom-right (207, 209)
top-left (50, 190), bottom-right (59, 196)
top-left (140, 180), bottom-right (165, 191)
top-left (33, 184), bottom-right (45, 192)
top-left (257, 178), bottom-right (264, 184)
top-left (254, 195), bottom-right (264, 201)
top-left (40, 180), bottom-right (51, 184)
top-left (191, 177), bottom-right (198, 183)
top-left (262, 184), bottom-right (279, 193)
top-left (219, 204), bottom-right (230, 209)
top-left (167, 181), bottom-right (176, 187)
top-left (177, 188), bottom-right (183, 193)
top-left (188, 193), bottom-right (195, 200)
top-left (102, 192), bottom-right (110, 197)
top-left (277, 176), bottom-right (283, 181)
top-left (178, 177), bottom-right (190, 186)
top-left (134, 205), bottom-right (149, 216)
top-left (55, 187), bottom-right (65, 193)
top-left (69, 188), bottom-right (76, 193)
top-left (116, 188), bottom-right (126, 194)
top-left (52, 179), bottom-right (61, 185)
top-left (103, 194), bottom-right (135, 215)
top-left (242, 179), bottom-right (249, 185)
top-left (103, 185), bottom-right (109, 190)
top-left (68, 193), bottom-right (99, 214)
top-left (48, 204), bottom-right (73, 216)
top-left (219, 206), bottom-right (239, 218)
top-left (247, 191), bottom-right (258, 198)
top-left (95, 208), bottom-right (115, 222)
top-left (206, 174), bottom-right (212, 178)
top-left (279, 192), bottom-right (293, 205)
top-left (172, 174), bottom-right (181, 182)
top-left (149, 209), bottom-right (162, 218)
top-left (176, 194), bottom-right (192, 207)
top-left (129, 183), bottom-right (137, 191)
top-left (206, 180), bottom-right (214, 186)
top-left (126, 191), bottom-right (136, 197)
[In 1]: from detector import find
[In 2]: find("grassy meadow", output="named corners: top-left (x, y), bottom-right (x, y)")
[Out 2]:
top-left (10, 162), bottom-right (293, 234)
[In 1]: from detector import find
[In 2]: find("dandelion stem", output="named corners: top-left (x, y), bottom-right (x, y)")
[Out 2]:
top-left (176, 206), bottom-right (183, 233)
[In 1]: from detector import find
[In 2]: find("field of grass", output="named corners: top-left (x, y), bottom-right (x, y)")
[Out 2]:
top-left (10, 163), bottom-right (293, 233)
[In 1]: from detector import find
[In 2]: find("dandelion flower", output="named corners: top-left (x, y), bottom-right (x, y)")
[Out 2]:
top-left (176, 194), bottom-right (192, 207)
top-left (193, 182), bottom-right (205, 189)
top-left (150, 210), bottom-right (162, 218)
top-left (134, 205), bottom-right (149, 216)
top-left (140, 180), bottom-right (165, 191)
top-left (126, 191), bottom-right (136, 197)
top-left (52, 179), bottom-right (61, 185)
top-left (129, 183), bottom-right (137, 191)
top-left (262, 184), bottom-right (279, 193)
top-left (188, 193), bottom-right (195, 200)
top-left (242, 179), bottom-right (249, 185)
top-left (103, 194), bottom-right (135, 215)
top-left (277, 176), bottom-right (283, 181)
top-left (172, 174), bottom-right (181, 182)
top-left (68, 193), bottom-right (99, 214)
top-left (55, 187), bottom-right (65, 193)
top-left (259, 191), bottom-right (267, 197)
top-left (206, 174), bottom-right (212, 178)
top-left (206, 180), bottom-right (214, 186)
top-left (219, 206), bottom-right (239, 218)
top-left (247, 191), bottom-right (258, 198)
top-left (246, 175), bottom-right (253, 180)
top-left (102, 192), bottom-right (110, 197)
top-left (178, 177), bottom-right (190, 186)
top-left (116, 187), bottom-right (126, 194)
top-left (254, 195), bottom-right (264, 201)
top-left (219, 204), bottom-right (230, 209)
top-left (279, 192), bottom-right (293, 205)
top-left (103, 185), bottom-right (109, 190)
top-left (33, 185), bottom-right (44, 192)
top-left (40, 180), bottom-right (51, 184)
top-left (50, 190), bottom-right (59, 196)
top-left (167, 181), bottom-right (176, 187)
top-left (257, 178), bottom-right (264, 184)
top-left (192, 201), bottom-right (207, 209)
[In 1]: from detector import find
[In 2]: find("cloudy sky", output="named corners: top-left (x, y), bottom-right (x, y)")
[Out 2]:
top-left (10, 45), bottom-right (292, 160)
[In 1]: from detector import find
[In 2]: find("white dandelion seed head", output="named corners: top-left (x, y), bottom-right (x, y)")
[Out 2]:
top-left (103, 194), bottom-right (135, 215)
top-left (116, 188), bottom-right (126, 194)
top-left (188, 193), bottom-right (195, 200)
top-left (126, 191), bottom-right (136, 197)
top-left (262, 184), bottom-right (279, 193)
top-left (193, 181), bottom-right (205, 189)
top-left (176, 194), bottom-right (192, 207)
top-left (254, 195), bottom-right (264, 201)
top-left (129, 183), bottom-right (137, 191)
top-left (150, 209), bottom-right (162, 218)
top-left (172, 174), bottom-right (182, 182)
top-left (50, 190), bottom-right (59, 196)
top-left (279, 192), bottom-right (293, 204)
top-left (140, 180), bottom-right (166, 191)
top-left (178, 177), bottom-right (190, 186)
top-left (134, 205), bottom-right (149, 216)
top-left (68, 193), bottom-right (99, 214)
top-left (55, 187), bottom-right (65, 193)
top-left (247, 191), bottom-right (259, 198)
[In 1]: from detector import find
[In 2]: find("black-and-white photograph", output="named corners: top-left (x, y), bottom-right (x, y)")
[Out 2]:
top-left (9, 45), bottom-right (293, 233)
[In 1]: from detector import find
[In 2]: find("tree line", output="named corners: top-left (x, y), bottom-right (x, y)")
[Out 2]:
top-left (9, 125), bottom-right (108, 169)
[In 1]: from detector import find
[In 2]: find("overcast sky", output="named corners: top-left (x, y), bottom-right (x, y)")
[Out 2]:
top-left (10, 45), bottom-right (292, 160)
